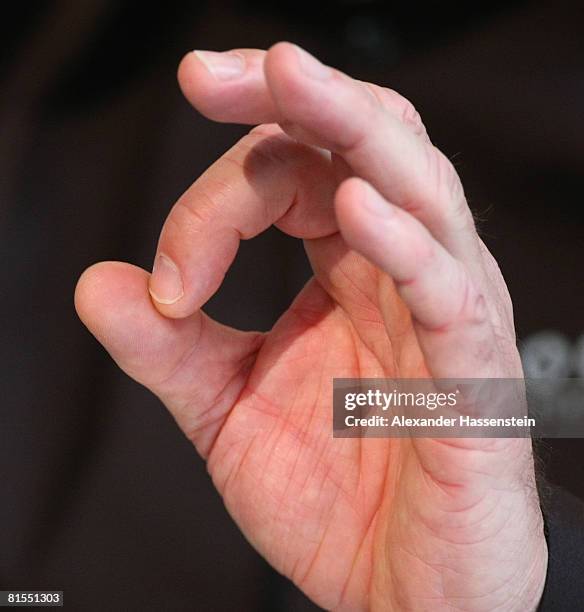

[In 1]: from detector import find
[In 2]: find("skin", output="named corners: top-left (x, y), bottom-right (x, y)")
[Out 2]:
top-left (75, 43), bottom-right (548, 610)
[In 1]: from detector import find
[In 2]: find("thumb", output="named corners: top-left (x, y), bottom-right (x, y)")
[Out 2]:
top-left (74, 261), bottom-right (262, 456)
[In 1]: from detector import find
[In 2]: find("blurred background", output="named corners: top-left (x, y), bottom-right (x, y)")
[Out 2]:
top-left (1, 0), bottom-right (582, 609)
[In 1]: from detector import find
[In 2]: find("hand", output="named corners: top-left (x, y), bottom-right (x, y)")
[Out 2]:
top-left (75, 43), bottom-right (547, 610)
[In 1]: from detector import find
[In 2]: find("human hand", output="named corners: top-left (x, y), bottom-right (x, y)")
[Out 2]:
top-left (75, 43), bottom-right (547, 610)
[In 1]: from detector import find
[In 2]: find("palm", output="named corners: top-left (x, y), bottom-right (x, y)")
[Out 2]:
top-left (208, 233), bottom-right (433, 610)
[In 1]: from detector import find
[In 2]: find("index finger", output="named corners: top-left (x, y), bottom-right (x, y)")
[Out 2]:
top-left (148, 125), bottom-right (338, 318)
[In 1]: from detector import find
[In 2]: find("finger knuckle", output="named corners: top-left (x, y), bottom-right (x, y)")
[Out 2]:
top-left (168, 175), bottom-right (235, 237)
top-left (365, 83), bottom-right (428, 138)
top-left (167, 199), bottom-right (214, 237)
top-left (425, 145), bottom-right (461, 199)
top-left (239, 128), bottom-right (297, 172)
top-left (399, 98), bottom-right (426, 137)
top-left (458, 276), bottom-right (489, 327)
top-left (423, 145), bottom-right (473, 230)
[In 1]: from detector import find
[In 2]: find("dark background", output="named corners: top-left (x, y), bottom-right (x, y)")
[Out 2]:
top-left (1, 1), bottom-right (582, 609)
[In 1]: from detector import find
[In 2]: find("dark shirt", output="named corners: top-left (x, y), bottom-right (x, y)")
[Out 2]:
top-left (538, 485), bottom-right (584, 611)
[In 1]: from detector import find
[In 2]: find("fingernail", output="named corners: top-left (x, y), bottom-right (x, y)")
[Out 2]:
top-left (193, 50), bottom-right (245, 81)
top-left (359, 181), bottom-right (393, 218)
top-left (293, 45), bottom-right (332, 81)
top-left (149, 254), bottom-right (184, 305)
